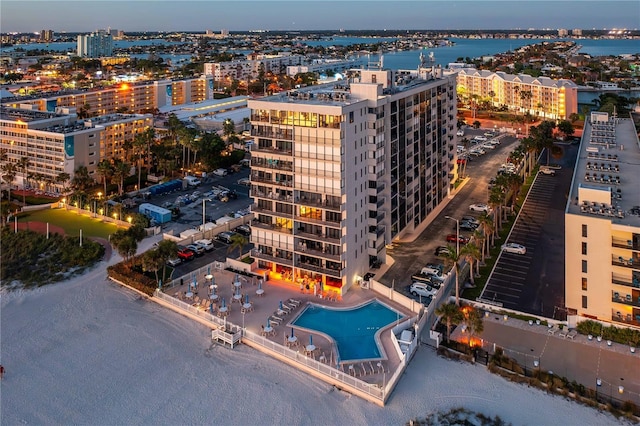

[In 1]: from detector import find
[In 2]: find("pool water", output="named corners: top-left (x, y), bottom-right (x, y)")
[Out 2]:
top-left (292, 300), bottom-right (401, 361)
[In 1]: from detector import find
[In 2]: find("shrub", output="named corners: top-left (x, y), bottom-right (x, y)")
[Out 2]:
top-left (107, 255), bottom-right (157, 296)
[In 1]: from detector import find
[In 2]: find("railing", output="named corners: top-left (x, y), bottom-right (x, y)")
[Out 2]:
top-left (611, 273), bottom-right (640, 288)
top-left (612, 256), bottom-right (638, 269)
top-left (295, 214), bottom-right (341, 227)
top-left (252, 249), bottom-right (294, 266)
top-left (251, 221), bottom-right (294, 235)
top-left (295, 229), bottom-right (342, 245)
top-left (611, 312), bottom-right (640, 327)
top-left (612, 295), bottom-right (640, 307)
top-left (296, 262), bottom-right (342, 278)
top-left (242, 330), bottom-right (385, 401)
top-left (612, 238), bottom-right (639, 251)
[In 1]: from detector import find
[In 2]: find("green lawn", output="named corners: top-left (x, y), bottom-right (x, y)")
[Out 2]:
top-left (17, 207), bottom-right (121, 239)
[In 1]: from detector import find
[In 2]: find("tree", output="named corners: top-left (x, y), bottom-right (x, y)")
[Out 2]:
top-left (472, 120), bottom-right (481, 129)
top-left (569, 113), bottom-right (580, 123)
top-left (95, 159), bottom-right (113, 197)
top-left (460, 243), bottom-right (482, 285)
top-left (1, 163), bottom-right (17, 202)
top-left (70, 165), bottom-right (94, 193)
top-left (110, 230), bottom-right (137, 266)
top-left (17, 156), bottom-right (30, 204)
top-left (441, 245), bottom-right (462, 306)
top-left (477, 213), bottom-right (494, 257)
top-left (227, 233), bottom-right (248, 258)
top-left (55, 172), bottom-right (71, 194)
top-left (111, 160), bottom-right (130, 196)
top-left (461, 306), bottom-right (484, 346)
top-left (557, 120), bottom-right (575, 140)
top-left (155, 239), bottom-right (178, 281)
top-left (435, 303), bottom-right (463, 343)
top-left (142, 249), bottom-right (164, 284)
top-left (132, 133), bottom-right (147, 191)
top-left (223, 119), bottom-right (235, 143)
top-left (530, 120), bottom-right (556, 165)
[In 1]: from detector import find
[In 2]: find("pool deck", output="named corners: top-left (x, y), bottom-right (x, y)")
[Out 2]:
top-left (165, 269), bottom-right (414, 386)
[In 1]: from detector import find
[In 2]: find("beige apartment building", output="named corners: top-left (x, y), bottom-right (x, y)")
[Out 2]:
top-left (2, 76), bottom-right (214, 116)
top-left (0, 106), bottom-right (152, 192)
top-left (455, 68), bottom-right (578, 120)
top-left (204, 54), bottom-right (304, 86)
top-left (247, 67), bottom-right (458, 295)
top-left (565, 112), bottom-right (640, 330)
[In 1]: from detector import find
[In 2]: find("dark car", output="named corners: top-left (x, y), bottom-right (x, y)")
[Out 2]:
top-left (434, 246), bottom-right (450, 256)
top-left (216, 231), bottom-right (237, 244)
top-left (459, 222), bottom-right (479, 231)
top-left (235, 224), bottom-right (251, 236)
top-left (177, 246), bottom-right (195, 261)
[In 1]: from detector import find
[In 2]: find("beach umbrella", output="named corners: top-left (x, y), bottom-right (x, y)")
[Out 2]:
top-left (209, 303), bottom-right (214, 314)
top-left (291, 328), bottom-right (294, 338)
top-left (245, 294), bottom-right (250, 304)
top-left (222, 298), bottom-right (226, 308)
top-left (192, 277), bottom-right (197, 289)
top-left (267, 318), bottom-right (271, 328)
top-left (280, 300), bottom-right (284, 310)
top-left (207, 266), bottom-right (211, 275)
top-left (309, 335), bottom-right (313, 346)
top-left (158, 279), bottom-right (162, 289)
top-left (258, 280), bottom-right (262, 290)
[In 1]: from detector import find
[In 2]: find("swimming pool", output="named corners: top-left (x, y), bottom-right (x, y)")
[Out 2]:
top-left (291, 300), bottom-right (402, 362)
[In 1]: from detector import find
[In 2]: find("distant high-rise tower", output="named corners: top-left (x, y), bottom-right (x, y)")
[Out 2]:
top-left (40, 30), bottom-right (54, 42)
top-left (77, 30), bottom-right (113, 58)
top-left (572, 29), bottom-right (583, 36)
top-left (558, 29), bottom-right (569, 37)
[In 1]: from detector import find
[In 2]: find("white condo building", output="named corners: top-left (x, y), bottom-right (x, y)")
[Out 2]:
top-left (77, 30), bottom-right (114, 58)
top-left (247, 66), bottom-right (458, 295)
top-left (565, 112), bottom-right (640, 330)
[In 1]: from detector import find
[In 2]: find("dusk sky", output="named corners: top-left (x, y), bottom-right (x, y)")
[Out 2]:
top-left (2, 1), bottom-right (639, 33)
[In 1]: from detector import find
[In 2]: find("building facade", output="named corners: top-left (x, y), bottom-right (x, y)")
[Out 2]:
top-left (454, 68), bottom-right (578, 120)
top-left (204, 54), bottom-right (305, 87)
top-left (247, 68), bottom-right (457, 295)
top-left (77, 30), bottom-right (114, 58)
top-left (565, 112), bottom-right (640, 330)
top-left (0, 106), bottom-right (152, 192)
top-left (1, 76), bottom-right (214, 116)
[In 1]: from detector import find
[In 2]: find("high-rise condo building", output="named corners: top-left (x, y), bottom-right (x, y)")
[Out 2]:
top-left (77, 30), bottom-right (113, 58)
top-left (247, 66), bottom-right (458, 295)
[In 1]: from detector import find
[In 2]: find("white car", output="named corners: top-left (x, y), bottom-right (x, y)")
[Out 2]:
top-left (473, 136), bottom-right (488, 142)
top-left (501, 243), bottom-right (526, 255)
top-left (409, 282), bottom-right (438, 298)
top-left (539, 167), bottom-right (555, 176)
top-left (213, 168), bottom-right (228, 177)
top-left (166, 257), bottom-right (182, 267)
top-left (469, 203), bottom-right (491, 212)
top-left (456, 129), bottom-right (465, 136)
top-left (482, 143), bottom-right (496, 150)
top-left (420, 266), bottom-right (442, 277)
top-left (489, 138), bottom-right (501, 145)
top-left (194, 239), bottom-right (214, 252)
top-left (237, 177), bottom-right (251, 186)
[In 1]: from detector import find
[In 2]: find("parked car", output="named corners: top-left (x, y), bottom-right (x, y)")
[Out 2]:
top-left (235, 224), bottom-right (251, 236)
top-left (539, 167), bottom-right (556, 176)
top-left (194, 239), bottom-right (214, 252)
top-left (473, 136), bottom-right (488, 142)
top-left (177, 246), bottom-right (195, 261)
top-left (482, 143), bottom-right (496, 150)
top-left (459, 221), bottom-right (479, 231)
top-left (420, 266), bottom-right (442, 277)
top-left (469, 203), bottom-right (491, 212)
top-left (409, 282), bottom-right (438, 298)
top-left (213, 168), bottom-right (228, 177)
top-left (456, 129), bottom-right (465, 136)
top-left (461, 216), bottom-right (480, 226)
top-left (237, 177), bottom-right (251, 186)
top-left (434, 246), bottom-right (450, 256)
top-left (501, 243), bottom-right (527, 255)
top-left (186, 244), bottom-right (205, 256)
top-left (446, 234), bottom-right (470, 244)
top-left (166, 257), bottom-right (182, 267)
top-left (216, 231), bottom-right (237, 244)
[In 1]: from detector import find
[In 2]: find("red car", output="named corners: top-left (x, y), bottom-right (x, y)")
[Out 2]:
top-left (446, 234), bottom-right (470, 244)
top-left (177, 246), bottom-right (195, 261)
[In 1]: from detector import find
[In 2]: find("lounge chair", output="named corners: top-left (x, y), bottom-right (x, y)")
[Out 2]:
top-left (567, 330), bottom-right (577, 340)
top-left (288, 299), bottom-right (301, 306)
top-left (276, 308), bottom-right (287, 316)
top-left (558, 329), bottom-right (568, 338)
top-left (398, 329), bottom-right (414, 345)
top-left (269, 315), bottom-right (282, 324)
top-left (547, 325), bottom-right (558, 335)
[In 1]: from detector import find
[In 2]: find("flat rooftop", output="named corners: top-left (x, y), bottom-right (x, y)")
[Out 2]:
top-left (0, 106), bottom-right (61, 122)
top-left (567, 115), bottom-right (640, 227)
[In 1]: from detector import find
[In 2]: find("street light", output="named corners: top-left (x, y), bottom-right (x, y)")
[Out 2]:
top-left (445, 215), bottom-right (460, 305)
top-left (202, 198), bottom-right (212, 231)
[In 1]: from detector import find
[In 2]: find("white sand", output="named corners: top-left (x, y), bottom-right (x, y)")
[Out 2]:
top-left (0, 245), bottom-right (625, 425)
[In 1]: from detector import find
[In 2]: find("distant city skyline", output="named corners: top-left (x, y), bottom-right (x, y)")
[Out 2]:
top-left (2, 1), bottom-right (639, 33)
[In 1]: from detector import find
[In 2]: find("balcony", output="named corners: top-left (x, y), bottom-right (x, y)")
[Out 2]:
top-left (612, 256), bottom-right (639, 270)
top-left (612, 292), bottom-right (640, 307)
top-left (295, 244), bottom-right (342, 262)
top-left (251, 249), bottom-right (293, 266)
top-left (251, 159), bottom-right (293, 172)
top-left (298, 197), bottom-right (342, 212)
top-left (251, 190), bottom-right (294, 203)
top-left (252, 145), bottom-right (293, 156)
top-left (295, 213), bottom-right (341, 228)
top-left (611, 311), bottom-right (640, 327)
top-left (251, 221), bottom-right (293, 235)
top-left (612, 274), bottom-right (640, 289)
top-left (612, 237), bottom-right (640, 251)
top-left (295, 228), bottom-right (342, 245)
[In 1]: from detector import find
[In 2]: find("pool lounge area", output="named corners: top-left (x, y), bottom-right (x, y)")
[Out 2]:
top-left (157, 266), bottom-right (421, 404)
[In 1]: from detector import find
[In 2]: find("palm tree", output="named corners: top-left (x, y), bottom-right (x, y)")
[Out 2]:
top-left (111, 160), bottom-right (130, 196)
top-left (460, 242), bottom-right (482, 285)
top-left (110, 229), bottom-right (137, 267)
top-left (227, 233), bottom-right (248, 259)
top-left (461, 306), bottom-right (484, 346)
top-left (0, 148), bottom-right (8, 164)
top-left (132, 133), bottom-right (147, 191)
top-left (96, 159), bottom-right (113, 197)
top-left (1, 162), bottom-right (18, 203)
top-left (441, 245), bottom-right (462, 306)
top-left (435, 303), bottom-right (463, 343)
top-left (472, 229), bottom-right (486, 263)
top-left (155, 239), bottom-right (178, 281)
top-left (17, 156), bottom-right (30, 204)
top-left (477, 212), bottom-right (494, 253)
top-left (55, 172), bottom-right (70, 194)
top-left (488, 187), bottom-right (505, 234)
top-left (142, 249), bottom-right (164, 284)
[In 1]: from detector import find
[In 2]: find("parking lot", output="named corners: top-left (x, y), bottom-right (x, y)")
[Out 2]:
top-left (380, 128), bottom-right (522, 301)
top-left (480, 144), bottom-right (579, 319)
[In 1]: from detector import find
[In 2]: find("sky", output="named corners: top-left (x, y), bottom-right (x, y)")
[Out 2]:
top-left (1, 0), bottom-right (639, 33)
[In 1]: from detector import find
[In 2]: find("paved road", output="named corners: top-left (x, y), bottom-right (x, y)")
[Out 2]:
top-left (461, 315), bottom-right (640, 406)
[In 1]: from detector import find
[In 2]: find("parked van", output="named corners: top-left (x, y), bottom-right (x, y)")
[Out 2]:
top-left (184, 176), bottom-right (201, 187)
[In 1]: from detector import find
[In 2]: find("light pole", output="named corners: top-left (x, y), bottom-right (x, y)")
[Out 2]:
top-left (202, 198), bottom-right (212, 231)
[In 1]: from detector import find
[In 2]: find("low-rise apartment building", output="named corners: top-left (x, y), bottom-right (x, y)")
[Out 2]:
top-left (247, 67), bottom-right (458, 295)
top-left (565, 112), bottom-right (640, 330)
top-left (0, 106), bottom-right (152, 192)
top-left (454, 67), bottom-right (578, 120)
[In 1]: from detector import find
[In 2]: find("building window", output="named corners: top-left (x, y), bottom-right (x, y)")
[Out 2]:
top-left (581, 277), bottom-right (587, 291)
top-left (581, 242), bottom-right (587, 255)
top-left (581, 260), bottom-right (587, 273)
top-left (582, 295), bottom-right (587, 309)
top-left (582, 224), bottom-right (587, 237)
